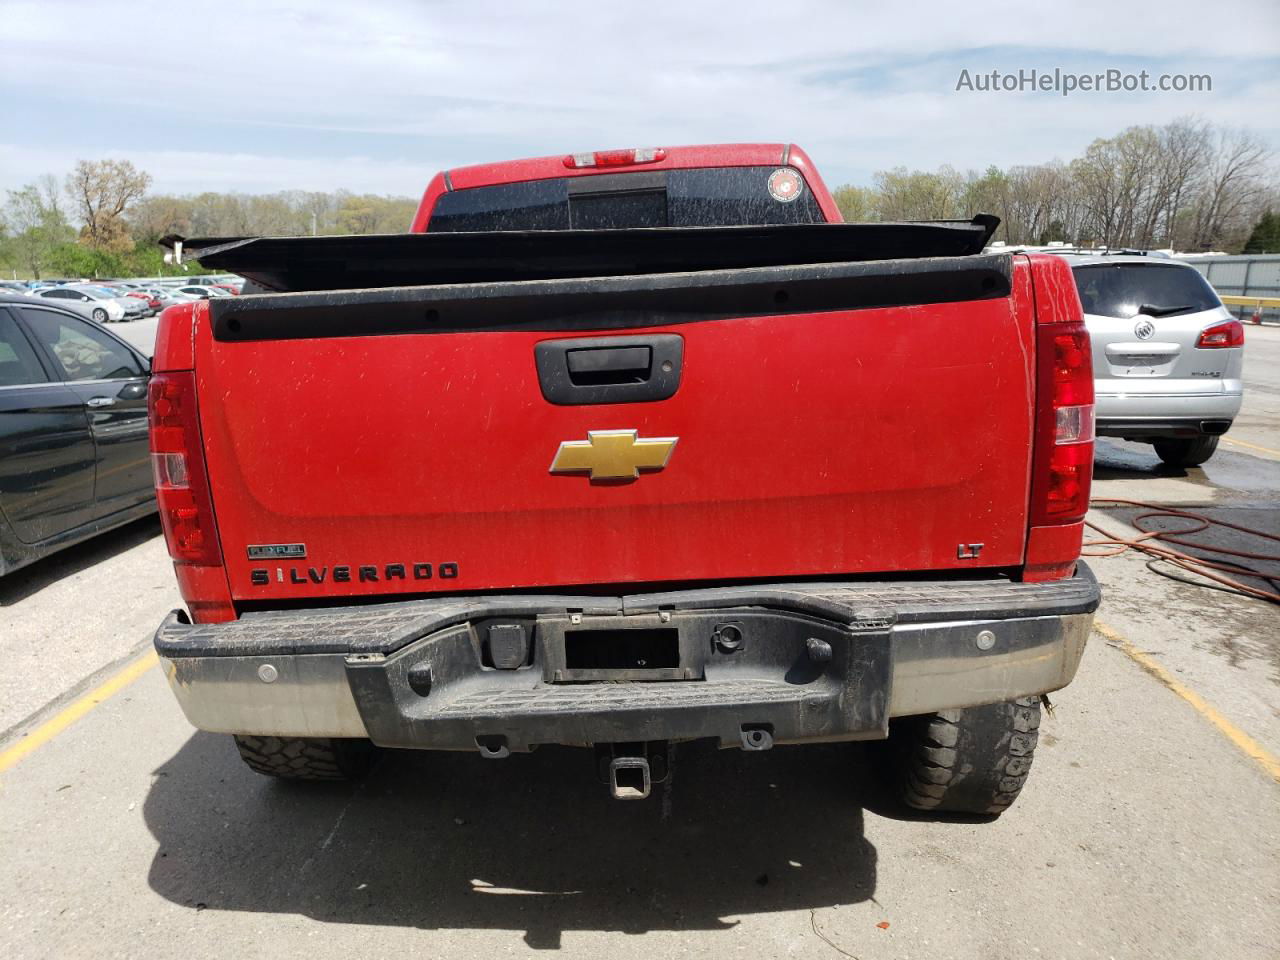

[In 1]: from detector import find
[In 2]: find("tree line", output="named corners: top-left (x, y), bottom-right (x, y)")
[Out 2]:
top-left (0, 162), bottom-right (420, 279)
top-left (2, 116), bottom-right (1277, 280)
top-left (834, 118), bottom-right (1278, 252)
top-left (128, 191), bottom-right (419, 245)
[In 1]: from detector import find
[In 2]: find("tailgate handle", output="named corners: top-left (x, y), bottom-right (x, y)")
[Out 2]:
top-left (566, 346), bottom-right (652, 384)
top-left (536, 335), bottom-right (683, 406)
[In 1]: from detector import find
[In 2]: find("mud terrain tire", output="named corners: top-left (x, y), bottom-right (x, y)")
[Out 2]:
top-left (232, 735), bottom-right (377, 781)
top-left (892, 696), bottom-right (1041, 815)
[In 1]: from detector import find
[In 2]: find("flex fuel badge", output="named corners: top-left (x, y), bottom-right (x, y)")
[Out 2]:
top-left (768, 167), bottom-right (803, 202)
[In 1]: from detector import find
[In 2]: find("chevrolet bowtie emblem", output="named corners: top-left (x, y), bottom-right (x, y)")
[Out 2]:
top-left (549, 430), bottom-right (678, 481)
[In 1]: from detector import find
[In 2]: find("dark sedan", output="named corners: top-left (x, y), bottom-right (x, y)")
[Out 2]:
top-left (0, 295), bottom-right (156, 576)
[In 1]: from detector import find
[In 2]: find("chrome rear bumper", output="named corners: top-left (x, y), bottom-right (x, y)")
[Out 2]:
top-left (1095, 390), bottom-right (1243, 435)
top-left (156, 567), bottom-right (1100, 751)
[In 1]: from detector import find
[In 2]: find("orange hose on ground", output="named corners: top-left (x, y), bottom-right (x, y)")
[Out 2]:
top-left (1084, 498), bottom-right (1280, 605)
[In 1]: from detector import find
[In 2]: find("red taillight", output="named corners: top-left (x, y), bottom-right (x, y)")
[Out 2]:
top-left (1195, 319), bottom-right (1245, 349)
top-left (1029, 324), bottom-right (1095, 527)
top-left (563, 147), bottom-right (666, 169)
top-left (148, 372), bottom-right (223, 566)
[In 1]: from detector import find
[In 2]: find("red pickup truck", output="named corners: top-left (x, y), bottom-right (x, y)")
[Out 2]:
top-left (152, 144), bottom-right (1099, 815)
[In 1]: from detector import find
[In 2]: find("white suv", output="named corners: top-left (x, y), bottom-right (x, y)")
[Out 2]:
top-left (1061, 254), bottom-right (1244, 467)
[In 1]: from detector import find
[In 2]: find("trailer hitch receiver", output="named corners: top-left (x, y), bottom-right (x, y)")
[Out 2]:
top-left (608, 756), bottom-right (652, 800)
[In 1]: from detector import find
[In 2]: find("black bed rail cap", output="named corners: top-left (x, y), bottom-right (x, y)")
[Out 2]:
top-left (160, 215), bottom-right (1002, 294)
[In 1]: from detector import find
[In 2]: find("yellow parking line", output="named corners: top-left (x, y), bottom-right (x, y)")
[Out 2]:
top-left (0, 650), bottom-right (158, 774)
top-left (1222, 436), bottom-right (1280, 458)
top-left (1095, 619), bottom-right (1280, 783)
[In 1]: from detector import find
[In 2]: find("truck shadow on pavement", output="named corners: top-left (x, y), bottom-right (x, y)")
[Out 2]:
top-left (144, 733), bottom-right (878, 948)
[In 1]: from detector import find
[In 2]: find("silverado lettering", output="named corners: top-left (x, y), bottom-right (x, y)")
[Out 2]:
top-left (150, 143), bottom-right (1099, 816)
top-left (249, 562), bottom-right (457, 586)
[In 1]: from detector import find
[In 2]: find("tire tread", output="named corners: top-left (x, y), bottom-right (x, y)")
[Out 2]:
top-left (896, 696), bottom-right (1042, 815)
top-left (232, 735), bottom-right (374, 781)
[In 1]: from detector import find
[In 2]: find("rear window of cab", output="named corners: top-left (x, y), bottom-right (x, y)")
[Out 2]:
top-left (427, 166), bottom-right (826, 231)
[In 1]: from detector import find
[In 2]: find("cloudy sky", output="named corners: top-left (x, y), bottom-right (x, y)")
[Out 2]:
top-left (2, 0), bottom-right (1277, 199)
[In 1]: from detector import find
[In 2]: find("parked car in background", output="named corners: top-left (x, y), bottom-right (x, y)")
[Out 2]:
top-left (178, 276), bottom-right (233, 287)
top-left (114, 289), bottom-right (162, 316)
top-left (85, 285), bottom-right (148, 319)
top-left (150, 286), bottom-right (199, 303)
top-left (134, 287), bottom-right (191, 310)
top-left (211, 283), bottom-right (241, 295)
top-left (7, 292), bottom-right (103, 323)
top-left (174, 285), bottom-right (232, 300)
top-left (130, 292), bottom-right (163, 314)
top-left (0, 294), bottom-right (155, 576)
top-left (95, 285), bottom-right (157, 317)
top-left (34, 285), bottom-right (133, 322)
top-left (1061, 253), bottom-right (1244, 466)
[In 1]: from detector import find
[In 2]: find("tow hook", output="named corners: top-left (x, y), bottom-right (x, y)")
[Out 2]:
top-left (596, 742), bottom-right (668, 800)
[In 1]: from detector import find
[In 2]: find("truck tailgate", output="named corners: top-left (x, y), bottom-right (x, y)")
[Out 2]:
top-left (195, 255), bottom-right (1035, 602)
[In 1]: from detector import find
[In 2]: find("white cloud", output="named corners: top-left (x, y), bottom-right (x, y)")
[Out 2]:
top-left (0, 143), bottom-right (440, 196)
top-left (1, 0), bottom-right (1276, 195)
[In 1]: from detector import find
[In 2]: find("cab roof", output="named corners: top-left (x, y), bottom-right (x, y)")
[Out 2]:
top-left (446, 143), bottom-right (794, 191)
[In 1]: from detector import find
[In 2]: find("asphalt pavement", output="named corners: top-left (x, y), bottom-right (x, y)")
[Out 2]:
top-left (1, 327), bottom-right (1276, 960)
